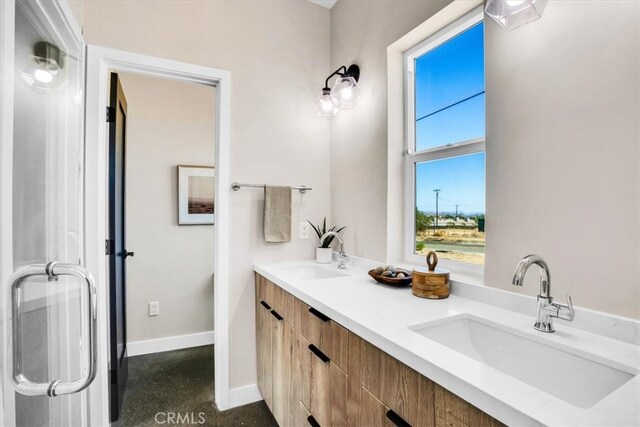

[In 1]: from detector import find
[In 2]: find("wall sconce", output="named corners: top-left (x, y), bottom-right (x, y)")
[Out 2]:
top-left (21, 41), bottom-right (65, 91)
top-left (313, 64), bottom-right (361, 118)
top-left (485, 0), bottom-right (547, 31)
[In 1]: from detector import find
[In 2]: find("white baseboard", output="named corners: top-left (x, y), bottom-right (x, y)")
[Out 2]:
top-left (228, 384), bottom-right (262, 409)
top-left (127, 331), bottom-right (215, 357)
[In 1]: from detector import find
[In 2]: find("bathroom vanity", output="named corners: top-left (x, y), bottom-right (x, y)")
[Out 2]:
top-left (254, 260), bottom-right (640, 426)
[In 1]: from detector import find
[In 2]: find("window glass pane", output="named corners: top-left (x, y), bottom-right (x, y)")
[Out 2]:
top-left (414, 22), bottom-right (484, 151)
top-left (416, 93), bottom-right (485, 150)
top-left (415, 152), bottom-right (485, 265)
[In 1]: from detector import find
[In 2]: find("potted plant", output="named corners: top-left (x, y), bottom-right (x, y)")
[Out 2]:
top-left (308, 218), bottom-right (346, 264)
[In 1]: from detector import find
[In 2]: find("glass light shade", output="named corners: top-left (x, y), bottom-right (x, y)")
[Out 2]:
top-left (313, 89), bottom-right (339, 118)
top-left (332, 76), bottom-right (361, 109)
top-left (485, 0), bottom-right (547, 31)
top-left (21, 56), bottom-right (62, 92)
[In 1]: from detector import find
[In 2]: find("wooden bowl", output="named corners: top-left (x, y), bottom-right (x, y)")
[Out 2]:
top-left (368, 268), bottom-right (413, 287)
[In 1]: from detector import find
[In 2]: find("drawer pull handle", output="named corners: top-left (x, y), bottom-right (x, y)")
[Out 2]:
top-left (308, 307), bottom-right (330, 322)
top-left (260, 300), bottom-right (271, 310)
top-left (308, 344), bottom-right (330, 363)
top-left (386, 409), bottom-right (411, 427)
top-left (307, 415), bottom-right (321, 427)
top-left (270, 310), bottom-right (283, 321)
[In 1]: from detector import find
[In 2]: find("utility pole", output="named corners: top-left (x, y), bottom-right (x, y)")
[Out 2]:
top-left (455, 204), bottom-right (459, 221)
top-left (433, 189), bottom-right (441, 234)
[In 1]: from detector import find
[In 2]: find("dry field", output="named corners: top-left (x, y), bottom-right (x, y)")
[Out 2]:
top-left (416, 228), bottom-right (485, 265)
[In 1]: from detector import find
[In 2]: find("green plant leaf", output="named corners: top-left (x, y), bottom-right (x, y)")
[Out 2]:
top-left (307, 220), bottom-right (322, 239)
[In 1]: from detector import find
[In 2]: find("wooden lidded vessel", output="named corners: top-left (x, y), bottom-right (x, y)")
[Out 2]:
top-left (412, 251), bottom-right (450, 299)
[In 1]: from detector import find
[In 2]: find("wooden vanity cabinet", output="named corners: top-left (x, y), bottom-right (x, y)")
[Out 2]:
top-left (255, 274), bottom-right (503, 427)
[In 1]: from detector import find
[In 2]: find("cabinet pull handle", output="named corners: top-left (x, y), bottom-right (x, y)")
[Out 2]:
top-left (260, 300), bottom-right (271, 310)
top-left (308, 307), bottom-right (330, 322)
top-left (386, 409), bottom-right (411, 427)
top-left (307, 415), bottom-right (321, 427)
top-left (270, 310), bottom-right (283, 321)
top-left (308, 344), bottom-right (330, 363)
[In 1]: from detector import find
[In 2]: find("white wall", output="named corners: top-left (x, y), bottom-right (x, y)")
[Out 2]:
top-left (80, 0), bottom-right (331, 389)
top-left (333, 0), bottom-right (640, 319)
top-left (118, 72), bottom-right (216, 342)
top-left (484, 0), bottom-right (640, 318)
top-left (330, 0), bottom-right (453, 261)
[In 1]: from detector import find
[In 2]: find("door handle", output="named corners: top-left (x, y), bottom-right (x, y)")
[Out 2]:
top-left (10, 262), bottom-right (98, 397)
top-left (124, 251), bottom-right (134, 258)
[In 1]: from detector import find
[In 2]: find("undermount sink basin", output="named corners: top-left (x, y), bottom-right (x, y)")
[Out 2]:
top-left (409, 315), bottom-right (637, 408)
top-left (279, 265), bottom-right (347, 280)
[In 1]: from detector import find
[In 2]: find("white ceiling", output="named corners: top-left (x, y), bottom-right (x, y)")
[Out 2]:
top-left (307, 0), bottom-right (338, 9)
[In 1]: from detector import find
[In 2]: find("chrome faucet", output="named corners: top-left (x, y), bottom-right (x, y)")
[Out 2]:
top-left (320, 231), bottom-right (347, 269)
top-left (512, 255), bottom-right (574, 333)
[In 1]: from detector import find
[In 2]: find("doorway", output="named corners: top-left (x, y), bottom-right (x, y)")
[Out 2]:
top-left (85, 47), bottom-right (232, 424)
top-left (106, 70), bottom-right (218, 422)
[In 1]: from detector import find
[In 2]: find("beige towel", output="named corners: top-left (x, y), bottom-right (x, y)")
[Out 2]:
top-left (264, 186), bottom-right (291, 243)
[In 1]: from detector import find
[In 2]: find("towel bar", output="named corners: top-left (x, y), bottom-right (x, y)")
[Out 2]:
top-left (231, 182), bottom-right (311, 193)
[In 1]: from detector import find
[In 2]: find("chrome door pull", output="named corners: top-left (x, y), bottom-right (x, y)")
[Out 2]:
top-left (10, 261), bottom-right (98, 397)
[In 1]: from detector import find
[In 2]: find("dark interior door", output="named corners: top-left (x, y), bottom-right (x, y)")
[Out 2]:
top-left (108, 72), bottom-right (130, 422)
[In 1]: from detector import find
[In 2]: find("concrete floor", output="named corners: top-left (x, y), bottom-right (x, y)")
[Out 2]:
top-left (120, 345), bottom-right (278, 426)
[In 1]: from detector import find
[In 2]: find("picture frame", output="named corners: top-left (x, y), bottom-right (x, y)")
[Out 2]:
top-left (178, 165), bottom-right (215, 225)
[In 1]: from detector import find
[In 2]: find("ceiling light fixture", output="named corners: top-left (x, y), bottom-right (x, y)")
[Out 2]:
top-left (313, 64), bottom-right (361, 118)
top-left (485, 0), bottom-right (547, 31)
top-left (21, 41), bottom-right (65, 92)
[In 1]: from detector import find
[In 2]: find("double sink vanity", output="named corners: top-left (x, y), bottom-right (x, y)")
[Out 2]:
top-left (253, 259), bottom-right (640, 426)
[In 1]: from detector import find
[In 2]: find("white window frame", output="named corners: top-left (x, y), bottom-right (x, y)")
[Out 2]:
top-left (403, 7), bottom-right (485, 276)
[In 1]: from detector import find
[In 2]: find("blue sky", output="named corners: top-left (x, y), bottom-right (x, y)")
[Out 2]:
top-left (416, 153), bottom-right (485, 215)
top-left (414, 21), bottom-right (485, 215)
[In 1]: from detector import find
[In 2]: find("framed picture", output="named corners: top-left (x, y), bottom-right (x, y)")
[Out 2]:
top-left (178, 165), bottom-right (215, 225)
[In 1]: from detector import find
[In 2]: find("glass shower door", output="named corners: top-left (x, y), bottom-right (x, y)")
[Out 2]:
top-left (0, 0), bottom-right (95, 425)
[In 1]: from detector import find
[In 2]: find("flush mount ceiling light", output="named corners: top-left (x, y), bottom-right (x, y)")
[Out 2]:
top-left (313, 64), bottom-right (361, 118)
top-left (485, 0), bottom-right (547, 31)
top-left (21, 41), bottom-right (65, 92)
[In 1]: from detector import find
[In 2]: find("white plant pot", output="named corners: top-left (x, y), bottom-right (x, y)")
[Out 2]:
top-left (315, 247), bottom-right (333, 264)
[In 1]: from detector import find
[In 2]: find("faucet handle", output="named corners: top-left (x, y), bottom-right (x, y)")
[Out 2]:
top-left (557, 294), bottom-right (575, 321)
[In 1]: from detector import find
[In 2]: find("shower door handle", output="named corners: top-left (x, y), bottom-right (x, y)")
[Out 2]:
top-left (10, 262), bottom-right (98, 397)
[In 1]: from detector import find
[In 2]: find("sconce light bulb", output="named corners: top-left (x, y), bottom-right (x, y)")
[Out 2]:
top-left (321, 99), bottom-right (334, 112)
top-left (340, 87), bottom-right (353, 100)
top-left (506, 0), bottom-right (525, 6)
top-left (34, 68), bottom-right (54, 83)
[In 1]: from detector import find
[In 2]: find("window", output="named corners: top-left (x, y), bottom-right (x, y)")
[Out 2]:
top-left (405, 10), bottom-right (485, 269)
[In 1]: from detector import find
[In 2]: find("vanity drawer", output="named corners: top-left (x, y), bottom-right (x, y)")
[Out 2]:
top-left (300, 302), bottom-right (349, 371)
top-left (256, 274), bottom-right (295, 325)
top-left (347, 333), bottom-right (434, 426)
top-left (299, 334), bottom-right (348, 426)
top-left (359, 387), bottom-right (393, 427)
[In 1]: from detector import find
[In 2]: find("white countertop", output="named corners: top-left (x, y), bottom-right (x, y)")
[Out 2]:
top-left (254, 260), bottom-right (640, 427)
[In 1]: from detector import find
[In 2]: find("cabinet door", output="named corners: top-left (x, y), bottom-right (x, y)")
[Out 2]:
top-left (434, 384), bottom-right (504, 427)
top-left (301, 302), bottom-right (349, 371)
top-left (255, 282), bottom-right (273, 408)
top-left (308, 343), bottom-right (348, 426)
top-left (272, 311), bottom-right (295, 427)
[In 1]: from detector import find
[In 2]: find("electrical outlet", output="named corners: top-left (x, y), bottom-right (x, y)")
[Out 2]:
top-left (299, 222), bottom-right (310, 239)
top-left (149, 301), bottom-right (159, 317)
